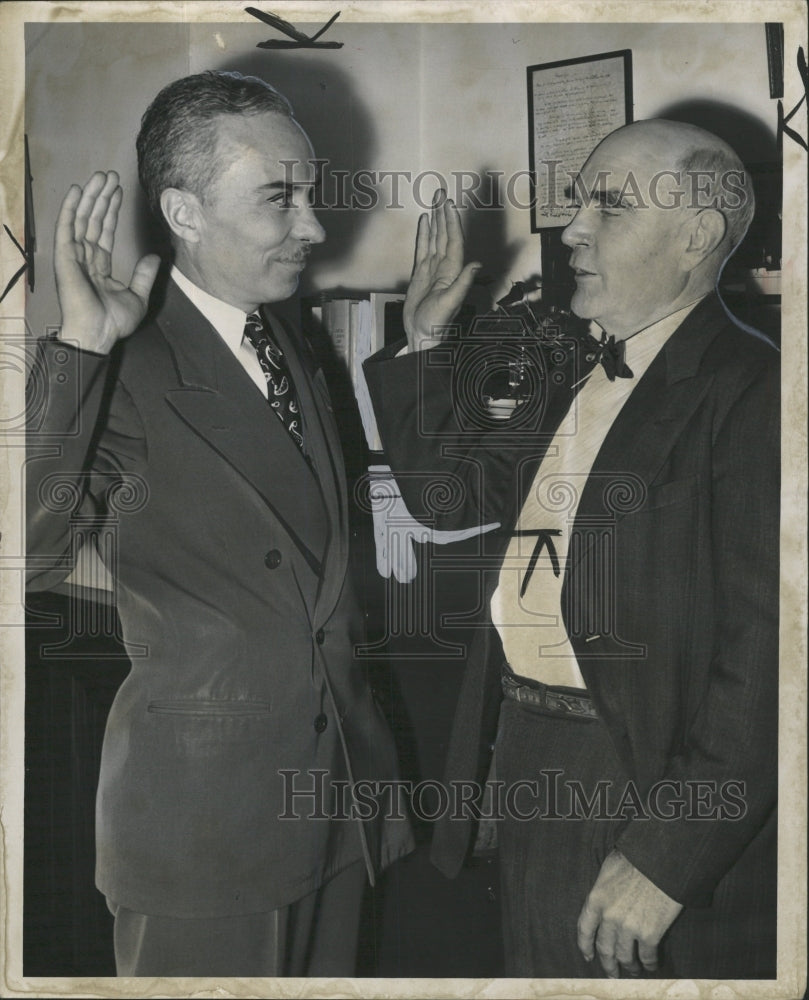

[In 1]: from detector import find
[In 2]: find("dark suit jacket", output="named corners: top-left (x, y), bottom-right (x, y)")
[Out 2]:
top-left (364, 294), bottom-right (779, 971)
top-left (26, 280), bottom-right (413, 918)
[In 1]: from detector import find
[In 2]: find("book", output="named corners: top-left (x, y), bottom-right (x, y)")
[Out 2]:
top-left (302, 290), bottom-right (411, 452)
top-left (325, 296), bottom-right (352, 370)
top-left (369, 291), bottom-right (406, 352)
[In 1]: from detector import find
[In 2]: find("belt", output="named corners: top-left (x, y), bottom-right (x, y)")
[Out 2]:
top-left (501, 668), bottom-right (598, 720)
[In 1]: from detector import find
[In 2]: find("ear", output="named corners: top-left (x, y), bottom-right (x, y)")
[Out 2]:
top-left (160, 188), bottom-right (203, 245)
top-left (682, 208), bottom-right (727, 271)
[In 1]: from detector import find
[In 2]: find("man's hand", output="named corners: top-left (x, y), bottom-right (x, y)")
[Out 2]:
top-left (577, 850), bottom-right (683, 978)
top-left (403, 190), bottom-right (481, 352)
top-left (55, 170), bottom-right (161, 354)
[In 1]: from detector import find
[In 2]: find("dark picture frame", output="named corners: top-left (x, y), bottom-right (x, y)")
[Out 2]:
top-left (528, 49), bottom-right (633, 232)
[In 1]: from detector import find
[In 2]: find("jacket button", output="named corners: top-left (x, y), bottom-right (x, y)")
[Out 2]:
top-left (264, 549), bottom-right (282, 569)
top-left (315, 629), bottom-right (325, 645)
top-left (314, 713), bottom-right (328, 733)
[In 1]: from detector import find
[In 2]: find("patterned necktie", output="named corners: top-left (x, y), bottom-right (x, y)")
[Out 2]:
top-left (243, 312), bottom-right (304, 451)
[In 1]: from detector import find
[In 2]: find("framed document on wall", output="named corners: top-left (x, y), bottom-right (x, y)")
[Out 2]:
top-left (528, 49), bottom-right (633, 232)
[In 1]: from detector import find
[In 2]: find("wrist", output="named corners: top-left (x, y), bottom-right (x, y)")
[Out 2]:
top-left (407, 330), bottom-right (446, 352)
top-left (56, 328), bottom-right (117, 357)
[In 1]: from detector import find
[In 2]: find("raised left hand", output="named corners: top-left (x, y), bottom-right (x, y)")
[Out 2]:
top-left (577, 850), bottom-right (683, 977)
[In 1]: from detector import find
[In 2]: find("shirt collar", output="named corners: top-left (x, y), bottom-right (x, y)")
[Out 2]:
top-left (592, 296), bottom-right (706, 371)
top-left (170, 266), bottom-right (249, 354)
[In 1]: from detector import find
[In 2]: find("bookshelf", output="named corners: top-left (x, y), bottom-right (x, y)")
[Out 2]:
top-left (303, 291), bottom-right (407, 452)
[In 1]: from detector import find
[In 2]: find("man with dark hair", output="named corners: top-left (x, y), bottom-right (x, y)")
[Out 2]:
top-left (26, 70), bottom-right (412, 977)
top-left (365, 119), bottom-right (779, 979)
top-left (136, 70), bottom-right (294, 219)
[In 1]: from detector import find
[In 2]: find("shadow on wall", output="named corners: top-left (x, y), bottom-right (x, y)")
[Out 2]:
top-left (462, 164), bottom-right (539, 309)
top-left (652, 99), bottom-right (778, 162)
top-left (221, 51), bottom-right (376, 296)
top-left (651, 100), bottom-right (781, 272)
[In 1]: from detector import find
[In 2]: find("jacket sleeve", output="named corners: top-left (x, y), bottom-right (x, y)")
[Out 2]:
top-left (363, 341), bottom-right (559, 532)
top-left (616, 356), bottom-right (780, 906)
top-left (26, 337), bottom-right (146, 592)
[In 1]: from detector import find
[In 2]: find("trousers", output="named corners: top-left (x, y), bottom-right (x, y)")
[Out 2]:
top-left (495, 693), bottom-right (776, 978)
top-left (108, 860), bottom-right (367, 977)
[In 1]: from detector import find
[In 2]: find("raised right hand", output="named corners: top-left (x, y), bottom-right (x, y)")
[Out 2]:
top-left (403, 190), bottom-right (481, 352)
top-left (54, 170), bottom-right (161, 354)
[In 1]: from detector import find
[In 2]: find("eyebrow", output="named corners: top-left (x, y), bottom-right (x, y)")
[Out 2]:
top-left (257, 179), bottom-right (321, 192)
top-left (563, 181), bottom-right (630, 208)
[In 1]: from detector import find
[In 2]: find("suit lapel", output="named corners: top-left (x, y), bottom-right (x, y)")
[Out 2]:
top-left (571, 294), bottom-right (723, 535)
top-left (559, 294), bottom-right (725, 646)
top-left (157, 283), bottom-right (329, 572)
top-left (571, 358), bottom-right (713, 531)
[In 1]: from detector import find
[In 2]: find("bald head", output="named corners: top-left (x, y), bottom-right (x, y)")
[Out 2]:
top-left (596, 119), bottom-right (755, 257)
top-left (561, 118), bottom-right (755, 337)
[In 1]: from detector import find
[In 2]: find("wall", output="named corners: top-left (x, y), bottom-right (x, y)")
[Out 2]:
top-left (25, 19), bottom-right (777, 337)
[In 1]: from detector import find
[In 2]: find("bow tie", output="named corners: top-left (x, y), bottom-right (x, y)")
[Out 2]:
top-left (582, 332), bottom-right (634, 381)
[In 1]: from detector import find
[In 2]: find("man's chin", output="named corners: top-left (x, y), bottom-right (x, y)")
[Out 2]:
top-left (569, 291), bottom-right (595, 321)
top-left (262, 274), bottom-right (301, 304)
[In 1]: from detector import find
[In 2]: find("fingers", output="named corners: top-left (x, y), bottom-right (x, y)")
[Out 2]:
top-left (595, 920), bottom-right (620, 978)
top-left (576, 896), bottom-right (599, 964)
top-left (578, 904), bottom-right (657, 978)
top-left (637, 937), bottom-right (660, 974)
top-left (404, 191), bottom-right (477, 348)
top-left (55, 184), bottom-right (82, 251)
top-left (86, 184), bottom-right (123, 279)
top-left (84, 171), bottom-right (120, 247)
top-left (55, 172), bottom-right (121, 282)
top-left (66, 171), bottom-right (121, 278)
top-left (414, 191), bottom-right (467, 275)
top-left (450, 260), bottom-right (482, 300)
top-left (129, 254), bottom-right (162, 306)
top-left (54, 185), bottom-right (84, 281)
top-left (432, 188), bottom-right (448, 258)
top-left (443, 196), bottom-right (464, 253)
top-left (413, 212), bottom-right (430, 272)
top-left (73, 171), bottom-right (117, 245)
top-left (578, 894), bottom-right (625, 978)
top-left (98, 185), bottom-right (123, 255)
top-left (428, 189), bottom-right (439, 257)
top-left (578, 852), bottom-right (677, 978)
top-left (615, 931), bottom-right (642, 977)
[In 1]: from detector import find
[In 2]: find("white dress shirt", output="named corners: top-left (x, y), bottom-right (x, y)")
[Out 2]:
top-left (490, 300), bottom-right (703, 689)
top-left (170, 266), bottom-right (269, 399)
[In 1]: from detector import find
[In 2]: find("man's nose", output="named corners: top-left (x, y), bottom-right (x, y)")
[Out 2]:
top-left (561, 209), bottom-right (591, 248)
top-left (293, 204), bottom-right (326, 245)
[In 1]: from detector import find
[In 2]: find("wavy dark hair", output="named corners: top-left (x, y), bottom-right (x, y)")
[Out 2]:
top-left (136, 70), bottom-right (294, 221)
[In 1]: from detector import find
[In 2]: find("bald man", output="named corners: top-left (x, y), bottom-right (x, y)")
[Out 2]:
top-left (365, 119), bottom-right (779, 978)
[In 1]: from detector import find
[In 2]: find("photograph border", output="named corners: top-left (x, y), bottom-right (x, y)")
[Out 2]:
top-left (1, 3), bottom-right (806, 999)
